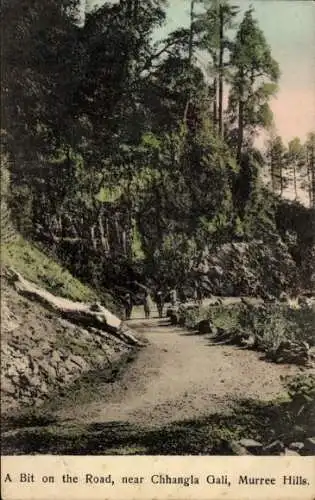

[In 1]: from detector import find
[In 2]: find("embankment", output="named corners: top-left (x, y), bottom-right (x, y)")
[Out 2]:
top-left (1, 239), bottom-right (143, 416)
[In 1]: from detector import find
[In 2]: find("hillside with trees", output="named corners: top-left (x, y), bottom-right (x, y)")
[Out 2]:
top-left (2, 0), bottom-right (314, 299)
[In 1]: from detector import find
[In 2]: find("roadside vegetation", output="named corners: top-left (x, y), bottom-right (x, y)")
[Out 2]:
top-left (176, 301), bottom-right (315, 364)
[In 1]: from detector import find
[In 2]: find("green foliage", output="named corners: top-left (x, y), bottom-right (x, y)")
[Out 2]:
top-left (96, 186), bottom-right (123, 203)
top-left (178, 305), bottom-right (201, 329)
top-left (284, 373), bottom-right (315, 411)
top-left (0, 152), bottom-right (17, 245)
top-left (281, 373), bottom-right (315, 437)
top-left (285, 305), bottom-right (315, 347)
top-left (265, 133), bottom-right (288, 195)
top-left (180, 301), bottom-right (314, 365)
top-left (131, 221), bottom-right (145, 262)
top-left (149, 233), bottom-right (198, 287)
top-left (1, 0), bottom-right (310, 297)
top-left (237, 303), bottom-right (315, 356)
top-left (228, 7), bottom-right (280, 156)
top-left (2, 237), bottom-right (99, 303)
top-left (238, 304), bottom-right (291, 352)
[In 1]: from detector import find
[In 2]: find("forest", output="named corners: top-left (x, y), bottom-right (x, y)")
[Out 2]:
top-left (2, 0), bottom-right (315, 300)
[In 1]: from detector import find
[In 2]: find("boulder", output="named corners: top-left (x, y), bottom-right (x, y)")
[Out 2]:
top-left (288, 442), bottom-right (304, 452)
top-left (262, 440), bottom-right (285, 455)
top-left (303, 437), bottom-right (315, 454)
top-left (227, 440), bottom-right (252, 455)
top-left (50, 351), bottom-right (62, 366)
top-left (166, 307), bottom-right (176, 318)
top-left (169, 312), bottom-right (179, 325)
top-left (238, 439), bottom-right (264, 454)
top-left (70, 354), bottom-right (88, 369)
top-left (40, 381), bottom-right (49, 395)
top-left (38, 361), bottom-right (56, 380)
top-left (274, 340), bottom-right (310, 366)
top-left (198, 320), bottom-right (213, 334)
top-left (178, 314), bottom-right (186, 327)
top-left (241, 334), bottom-right (256, 348)
top-left (1, 377), bottom-right (16, 395)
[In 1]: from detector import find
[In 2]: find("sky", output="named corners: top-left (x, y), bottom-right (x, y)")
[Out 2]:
top-left (86, 0), bottom-right (315, 145)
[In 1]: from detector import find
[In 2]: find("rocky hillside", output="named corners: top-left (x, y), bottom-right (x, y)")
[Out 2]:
top-left (1, 240), bottom-right (142, 416)
top-left (194, 238), bottom-right (298, 297)
top-left (1, 275), bottom-right (143, 416)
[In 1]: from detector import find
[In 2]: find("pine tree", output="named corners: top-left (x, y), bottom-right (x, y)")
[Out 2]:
top-left (304, 132), bottom-right (315, 208)
top-left (266, 133), bottom-right (287, 197)
top-left (197, 0), bottom-right (238, 137)
top-left (228, 7), bottom-right (280, 160)
top-left (286, 137), bottom-right (305, 202)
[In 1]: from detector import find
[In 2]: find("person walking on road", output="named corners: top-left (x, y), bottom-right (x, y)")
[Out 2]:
top-left (196, 285), bottom-right (203, 306)
top-left (156, 290), bottom-right (164, 318)
top-left (169, 288), bottom-right (177, 307)
top-left (123, 292), bottom-right (133, 320)
top-left (143, 291), bottom-right (153, 319)
top-left (194, 283), bottom-right (203, 307)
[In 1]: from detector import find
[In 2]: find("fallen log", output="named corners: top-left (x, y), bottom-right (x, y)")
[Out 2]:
top-left (7, 267), bottom-right (144, 347)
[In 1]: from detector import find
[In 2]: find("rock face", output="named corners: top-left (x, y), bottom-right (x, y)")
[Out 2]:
top-left (194, 240), bottom-right (298, 297)
top-left (1, 278), bottom-right (139, 415)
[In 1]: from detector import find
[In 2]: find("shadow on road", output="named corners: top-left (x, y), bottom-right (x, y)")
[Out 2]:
top-left (3, 398), bottom-right (314, 456)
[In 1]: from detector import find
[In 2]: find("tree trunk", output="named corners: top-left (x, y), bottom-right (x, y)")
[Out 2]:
top-left (280, 164), bottom-right (284, 198)
top-left (270, 160), bottom-right (276, 193)
top-left (218, 4), bottom-right (224, 138)
top-left (237, 97), bottom-right (244, 162)
top-left (212, 77), bottom-right (218, 130)
top-left (114, 213), bottom-right (121, 249)
top-left (98, 211), bottom-right (110, 254)
top-left (237, 67), bottom-right (245, 162)
top-left (183, 0), bottom-right (196, 124)
top-left (91, 225), bottom-right (97, 251)
top-left (293, 164), bottom-right (297, 200)
top-left (311, 154), bottom-right (315, 209)
top-left (305, 149), bottom-right (312, 207)
top-left (9, 268), bottom-right (144, 347)
top-left (154, 180), bottom-right (162, 248)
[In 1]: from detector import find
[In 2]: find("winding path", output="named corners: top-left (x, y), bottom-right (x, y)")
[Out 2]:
top-left (57, 306), bottom-right (302, 428)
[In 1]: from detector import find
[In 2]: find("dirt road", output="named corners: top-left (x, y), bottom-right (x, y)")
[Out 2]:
top-left (56, 308), bottom-right (300, 429)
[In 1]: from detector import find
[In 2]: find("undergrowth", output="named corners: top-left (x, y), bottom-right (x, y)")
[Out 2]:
top-left (179, 302), bottom-right (315, 355)
top-left (1, 237), bottom-right (119, 313)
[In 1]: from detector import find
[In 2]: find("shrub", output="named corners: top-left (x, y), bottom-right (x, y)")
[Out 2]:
top-left (283, 373), bottom-right (315, 416)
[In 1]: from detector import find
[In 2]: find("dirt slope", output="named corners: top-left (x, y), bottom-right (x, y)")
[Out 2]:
top-left (0, 278), bottom-right (137, 414)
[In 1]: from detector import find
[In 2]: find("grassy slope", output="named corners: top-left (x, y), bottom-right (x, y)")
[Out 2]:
top-left (1, 237), bottom-right (119, 312)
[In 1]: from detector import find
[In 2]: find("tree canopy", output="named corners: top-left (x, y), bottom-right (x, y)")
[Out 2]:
top-left (2, 0), bottom-right (313, 294)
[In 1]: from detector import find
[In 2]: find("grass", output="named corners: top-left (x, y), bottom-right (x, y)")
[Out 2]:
top-left (1, 237), bottom-right (118, 311)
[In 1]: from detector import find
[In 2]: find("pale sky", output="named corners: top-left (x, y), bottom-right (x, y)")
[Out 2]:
top-left (87, 0), bottom-right (315, 143)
